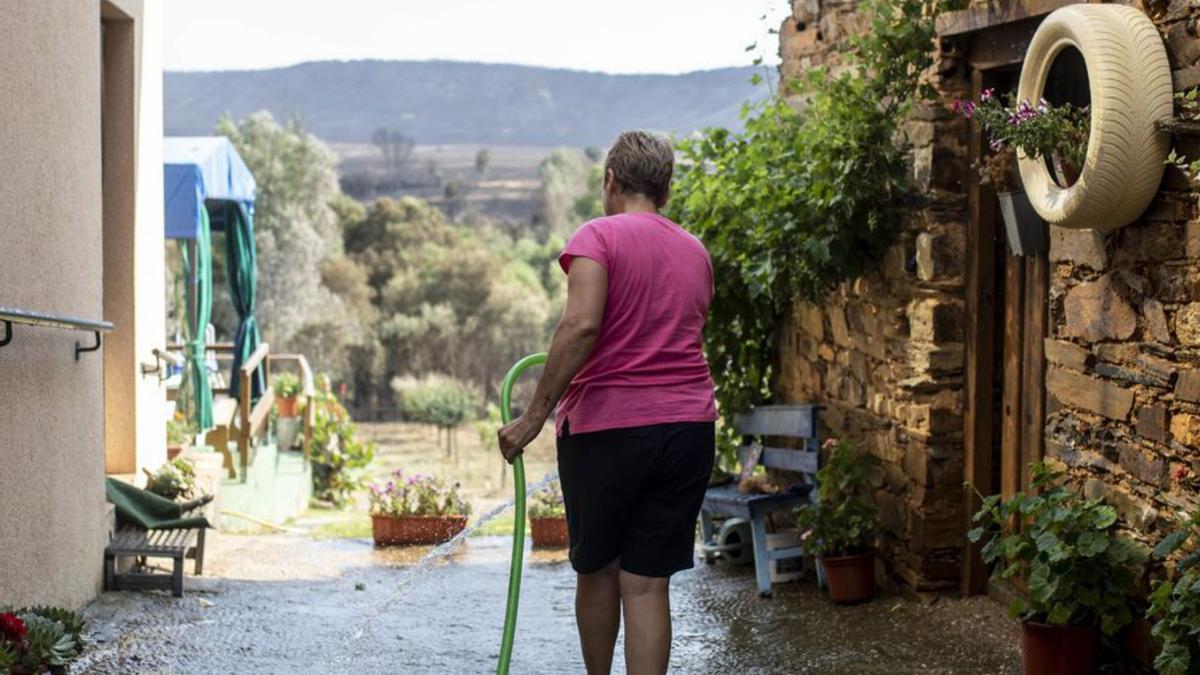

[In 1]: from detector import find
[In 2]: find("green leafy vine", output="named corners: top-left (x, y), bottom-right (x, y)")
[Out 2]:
top-left (665, 0), bottom-right (963, 458)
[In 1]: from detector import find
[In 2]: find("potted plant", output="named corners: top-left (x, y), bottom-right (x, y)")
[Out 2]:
top-left (1146, 512), bottom-right (1200, 675)
top-left (529, 480), bottom-right (568, 548)
top-left (145, 457), bottom-right (198, 501)
top-left (273, 372), bottom-right (302, 418)
top-left (954, 91), bottom-right (1089, 255)
top-left (969, 463), bottom-right (1146, 675)
top-left (0, 606), bottom-right (86, 674)
top-left (795, 438), bottom-right (881, 605)
top-left (368, 470), bottom-right (471, 546)
top-left (166, 414), bottom-right (191, 460)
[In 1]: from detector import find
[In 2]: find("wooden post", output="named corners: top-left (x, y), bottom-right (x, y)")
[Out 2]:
top-left (1001, 256), bottom-right (1025, 502)
top-left (962, 68), bottom-right (999, 596)
top-left (1020, 256), bottom-right (1049, 492)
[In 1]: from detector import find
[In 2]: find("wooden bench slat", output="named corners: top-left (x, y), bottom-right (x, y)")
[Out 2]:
top-left (746, 445), bottom-right (820, 475)
top-left (733, 405), bottom-right (817, 438)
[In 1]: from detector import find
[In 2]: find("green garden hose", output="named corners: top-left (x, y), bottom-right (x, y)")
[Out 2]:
top-left (497, 352), bottom-right (549, 675)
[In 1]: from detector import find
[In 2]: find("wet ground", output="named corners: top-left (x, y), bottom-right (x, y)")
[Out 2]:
top-left (78, 530), bottom-right (1022, 674)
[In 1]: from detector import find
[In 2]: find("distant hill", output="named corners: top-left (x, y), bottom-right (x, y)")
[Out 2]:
top-left (164, 60), bottom-right (763, 147)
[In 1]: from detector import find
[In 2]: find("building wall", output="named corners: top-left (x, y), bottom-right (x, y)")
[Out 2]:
top-left (1039, 2), bottom-right (1200, 543)
top-left (103, 0), bottom-right (166, 478)
top-left (775, 0), bottom-right (983, 590)
top-left (776, 0), bottom-right (1200, 590)
top-left (0, 0), bottom-right (151, 609)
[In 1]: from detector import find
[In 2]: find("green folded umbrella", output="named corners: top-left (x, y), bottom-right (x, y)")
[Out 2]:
top-left (105, 478), bottom-right (212, 530)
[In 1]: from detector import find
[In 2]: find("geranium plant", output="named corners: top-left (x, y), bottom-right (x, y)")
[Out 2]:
top-left (0, 606), bottom-right (86, 674)
top-left (794, 439), bottom-right (881, 557)
top-left (1147, 512), bottom-right (1200, 675)
top-left (968, 463), bottom-right (1146, 635)
top-left (529, 480), bottom-right (566, 519)
top-left (368, 470), bottom-right (471, 518)
top-left (954, 90), bottom-right (1091, 188)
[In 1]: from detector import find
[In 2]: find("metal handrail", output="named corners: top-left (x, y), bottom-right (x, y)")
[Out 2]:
top-left (0, 305), bottom-right (115, 360)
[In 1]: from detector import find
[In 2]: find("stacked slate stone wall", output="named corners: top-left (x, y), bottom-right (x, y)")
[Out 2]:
top-left (775, 0), bottom-right (972, 590)
top-left (775, 0), bottom-right (1200, 589)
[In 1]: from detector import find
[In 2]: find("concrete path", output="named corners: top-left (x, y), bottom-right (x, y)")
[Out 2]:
top-left (78, 532), bottom-right (1020, 674)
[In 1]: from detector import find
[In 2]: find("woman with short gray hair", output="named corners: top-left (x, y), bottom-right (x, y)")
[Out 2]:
top-left (499, 130), bottom-right (717, 675)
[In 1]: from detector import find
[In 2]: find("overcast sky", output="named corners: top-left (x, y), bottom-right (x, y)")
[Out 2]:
top-left (163, 0), bottom-right (789, 74)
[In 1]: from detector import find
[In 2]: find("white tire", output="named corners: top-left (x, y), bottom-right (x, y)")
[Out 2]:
top-left (1017, 4), bottom-right (1172, 232)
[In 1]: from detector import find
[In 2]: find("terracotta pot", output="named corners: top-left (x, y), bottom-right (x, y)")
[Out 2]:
top-left (371, 514), bottom-right (468, 546)
top-left (529, 516), bottom-right (569, 548)
top-left (276, 396), bottom-right (299, 418)
top-left (1021, 621), bottom-right (1097, 675)
top-left (821, 550), bottom-right (876, 605)
top-left (167, 445), bottom-right (184, 460)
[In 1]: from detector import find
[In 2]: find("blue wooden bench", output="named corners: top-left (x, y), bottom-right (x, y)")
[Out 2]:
top-left (699, 404), bottom-right (820, 597)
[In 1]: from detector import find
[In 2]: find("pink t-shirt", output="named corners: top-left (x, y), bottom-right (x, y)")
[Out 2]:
top-left (556, 212), bottom-right (718, 435)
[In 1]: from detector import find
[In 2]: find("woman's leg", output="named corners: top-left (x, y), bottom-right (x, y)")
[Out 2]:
top-left (576, 558), bottom-right (622, 674)
top-left (619, 570), bottom-right (671, 675)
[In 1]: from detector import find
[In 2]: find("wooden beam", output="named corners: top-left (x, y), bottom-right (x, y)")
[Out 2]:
top-left (937, 0), bottom-right (1078, 37)
top-left (1020, 256), bottom-right (1049, 492)
top-left (1001, 255), bottom-right (1026, 502)
top-left (968, 19), bottom-right (1042, 69)
top-left (962, 68), bottom-right (999, 596)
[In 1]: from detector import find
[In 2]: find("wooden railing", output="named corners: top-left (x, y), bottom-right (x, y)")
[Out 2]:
top-left (167, 342), bottom-right (317, 479)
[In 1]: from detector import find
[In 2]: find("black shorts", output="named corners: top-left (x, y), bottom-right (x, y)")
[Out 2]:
top-left (556, 420), bottom-right (716, 578)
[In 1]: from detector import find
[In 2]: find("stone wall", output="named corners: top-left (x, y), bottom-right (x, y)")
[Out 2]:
top-left (776, 0), bottom-right (1200, 591)
top-left (775, 0), bottom-right (973, 590)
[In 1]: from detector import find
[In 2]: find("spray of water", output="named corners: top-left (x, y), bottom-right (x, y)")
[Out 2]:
top-left (347, 471), bottom-right (560, 641)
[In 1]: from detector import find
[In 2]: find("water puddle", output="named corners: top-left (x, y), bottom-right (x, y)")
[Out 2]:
top-left (347, 471), bottom-right (559, 641)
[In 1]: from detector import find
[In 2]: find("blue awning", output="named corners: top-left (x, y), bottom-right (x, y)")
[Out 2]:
top-left (163, 137), bottom-right (257, 240)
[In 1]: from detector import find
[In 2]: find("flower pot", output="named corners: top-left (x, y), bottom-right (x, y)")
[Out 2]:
top-left (997, 191), bottom-right (1048, 256)
top-left (371, 514), bottom-right (468, 546)
top-left (529, 516), bottom-right (569, 548)
top-left (276, 416), bottom-right (301, 451)
top-left (821, 550), bottom-right (876, 605)
top-left (1021, 621), bottom-right (1097, 675)
top-left (167, 445), bottom-right (184, 460)
top-left (276, 395), bottom-right (300, 418)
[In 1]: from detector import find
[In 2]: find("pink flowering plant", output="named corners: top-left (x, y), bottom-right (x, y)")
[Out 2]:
top-left (368, 470), bottom-right (471, 518)
top-left (953, 89), bottom-right (1090, 188)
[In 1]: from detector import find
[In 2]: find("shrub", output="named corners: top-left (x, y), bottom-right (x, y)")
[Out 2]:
top-left (794, 439), bottom-right (881, 557)
top-left (391, 374), bottom-right (481, 429)
top-left (368, 470), bottom-right (471, 517)
top-left (0, 606), bottom-right (86, 674)
top-left (969, 463), bottom-right (1146, 635)
top-left (145, 457), bottom-right (198, 501)
top-left (529, 480), bottom-right (566, 519)
top-left (310, 376), bottom-right (376, 507)
top-left (1147, 512), bottom-right (1200, 675)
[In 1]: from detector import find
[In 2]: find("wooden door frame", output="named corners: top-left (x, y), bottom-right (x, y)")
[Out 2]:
top-left (948, 7), bottom-right (1064, 595)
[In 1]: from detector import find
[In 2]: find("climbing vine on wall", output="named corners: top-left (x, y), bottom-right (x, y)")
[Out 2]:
top-left (666, 0), bottom-right (963, 454)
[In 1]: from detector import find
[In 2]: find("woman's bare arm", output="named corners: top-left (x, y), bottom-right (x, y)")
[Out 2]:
top-left (497, 257), bottom-right (607, 462)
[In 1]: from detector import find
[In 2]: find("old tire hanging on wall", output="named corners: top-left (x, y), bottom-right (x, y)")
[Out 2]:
top-left (1017, 4), bottom-right (1172, 232)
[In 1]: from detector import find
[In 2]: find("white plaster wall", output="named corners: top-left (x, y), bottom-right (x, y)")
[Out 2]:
top-left (0, 0), bottom-right (108, 608)
top-left (133, 0), bottom-right (167, 476)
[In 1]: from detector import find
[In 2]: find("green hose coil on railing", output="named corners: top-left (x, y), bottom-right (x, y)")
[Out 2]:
top-left (496, 352), bottom-right (548, 675)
